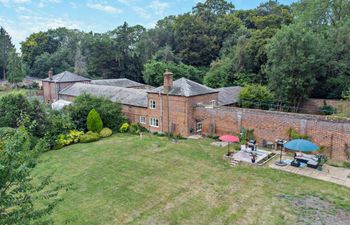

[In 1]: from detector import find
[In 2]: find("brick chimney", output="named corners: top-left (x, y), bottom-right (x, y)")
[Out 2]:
top-left (163, 69), bottom-right (173, 93)
top-left (48, 68), bottom-right (53, 80)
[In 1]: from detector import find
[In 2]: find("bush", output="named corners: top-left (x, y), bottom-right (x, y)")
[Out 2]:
top-left (119, 123), bottom-right (129, 133)
top-left (55, 130), bottom-right (84, 149)
top-left (65, 94), bottom-right (124, 132)
top-left (129, 123), bottom-right (147, 135)
top-left (100, 128), bottom-right (112, 138)
top-left (87, 109), bottom-right (103, 133)
top-left (239, 84), bottom-right (275, 110)
top-left (320, 101), bottom-right (337, 115)
top-left (80, 132), bottom-right (100, 143)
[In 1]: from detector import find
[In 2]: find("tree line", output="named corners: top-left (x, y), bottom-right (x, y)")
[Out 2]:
top-left (0, 0), bottom-right (349, 108)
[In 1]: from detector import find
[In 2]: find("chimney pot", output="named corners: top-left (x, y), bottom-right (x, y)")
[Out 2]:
top-left (48, 68), bottom-right (53, 80)
top-left (163, 69), bottom-right (173, 93)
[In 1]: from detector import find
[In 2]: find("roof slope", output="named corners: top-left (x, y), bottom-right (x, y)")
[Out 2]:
top-left (59, 83), bottom-right (148, 107)
top-left (149, 78), bottom-right (218, 97)
top-left (91, 78), bottom-right (143, 88)
top-left (43, 71), bottom-right (91, 83)
top-left (216, 86), bottom-right (242, 106)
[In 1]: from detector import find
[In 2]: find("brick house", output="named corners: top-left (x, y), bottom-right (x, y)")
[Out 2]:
top-left (42, 70), bottom-right (91, 104)
top-left (44, 70), bottom-right (240, 136)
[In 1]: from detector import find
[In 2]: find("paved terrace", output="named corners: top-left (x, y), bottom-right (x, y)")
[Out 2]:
top-left (270, 156), bottom-right (350, 188)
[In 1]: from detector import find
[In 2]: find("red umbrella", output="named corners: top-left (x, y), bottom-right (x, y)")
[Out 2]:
top-left (219, 135), bottom-right (240, 155)
top-left (219, 135), bottom-right (240, 143)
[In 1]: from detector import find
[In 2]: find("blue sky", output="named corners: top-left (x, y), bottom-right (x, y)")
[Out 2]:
top-left (0, 0), bottom-right (296, 49)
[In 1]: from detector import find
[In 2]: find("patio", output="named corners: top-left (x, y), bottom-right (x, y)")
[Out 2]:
top-left (270, 156), bottom-right (350, 188)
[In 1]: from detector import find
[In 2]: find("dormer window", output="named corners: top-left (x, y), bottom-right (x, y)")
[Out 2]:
top-left (149, 99), bottom-right (156, 109)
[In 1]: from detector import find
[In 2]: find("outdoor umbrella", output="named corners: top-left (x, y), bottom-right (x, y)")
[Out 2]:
top-left (284, 139), bottom-right (319, 152)
top-left (276, 139), bottom-right (319, 166)
top-left (219, 135), bottom-right (240, 155)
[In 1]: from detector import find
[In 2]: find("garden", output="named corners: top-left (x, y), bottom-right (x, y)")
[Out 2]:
top-left (1, 91), bottom-right (350, 225)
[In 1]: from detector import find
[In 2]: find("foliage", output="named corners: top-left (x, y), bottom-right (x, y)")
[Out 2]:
top-left (55, 130), bottom-right (84, 149)
top-left (119, 123), bottom-right (129, 133)
top-left (45, 110), bottom-right (74, 147)
top-left (0, 128), bottom-right (38, 224)
top-left (239, 84), bottom-right (274, 109)
top-left (239, 128), bottom-right (254, 143)
top-left (6, 50), bottom-right (24, 84)
top-left (100, 128), bottom-right (113, 138)
top-left (286, 128), bottom-right (310, 140)
top-left (128, 123), bottom-right (147, 135)
top-left (66, 94), bottom-right (124, 131)
top-left (143, 60), bottom-right (205, 86)
top-left (87, 109), bottom-right (103, 133)
top-left (266, 24), bottom-right (322, 110)
top-left (0, 92), bottom-right (50, 137)
top-left (0, 27), bottom-right (15, 81)
top-left (320, 101), bottom-right (337, 115)
top-left (79, 131), bottom-right (100, 143)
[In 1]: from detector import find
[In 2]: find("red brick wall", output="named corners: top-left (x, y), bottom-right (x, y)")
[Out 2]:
top-left (194, 106), bottom-right (350, 161)
top-left (145, 93), bottom-right (218, 136)
top-left (122, 105), bottom-right (148, 125)
top-left (43, 81), bottom-right (90, 103)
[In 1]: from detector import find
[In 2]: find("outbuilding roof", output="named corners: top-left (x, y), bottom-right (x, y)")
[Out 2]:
top-left (43, 71), bottom-right (91, 83)
top-left (216, 86), bottom-right (242, 106)
top-left (149, 78), bottom-right (218, 97)
top-left (59, 83), bottom-right (148, 107)
top-left (91, 78), bottom-right (144, 88)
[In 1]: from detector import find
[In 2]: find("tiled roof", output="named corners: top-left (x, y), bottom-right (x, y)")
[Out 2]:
top-left (149, 78), bottom-right (218, 97)
top-left (59, 83), bottom-right (148, 107)
top-left (43, 71), bottom-right (90, 83)
top-left (91, 78), bottom-right (144, 88)
top-left (216, 86), bottom-right (242, 106)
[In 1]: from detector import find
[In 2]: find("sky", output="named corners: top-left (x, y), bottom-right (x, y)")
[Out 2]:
top-left (0, 0), bottom-right (296, 49)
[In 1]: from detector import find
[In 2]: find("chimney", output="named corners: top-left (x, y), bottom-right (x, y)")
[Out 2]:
top-left (48, 68), bottom-right (53, 80)
top-left (163, 69), bottom-right (173, 93)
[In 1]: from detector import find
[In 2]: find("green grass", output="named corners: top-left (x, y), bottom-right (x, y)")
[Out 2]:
top-left (32, 134), bottom-right (350, 225)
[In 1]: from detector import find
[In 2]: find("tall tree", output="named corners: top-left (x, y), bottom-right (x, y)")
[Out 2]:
top-left (0, 27), bottom-right (15, 80)
top-left (266, 24), bottom-right (323, 110)
top-left (6, 51), bottom-right (24, 84)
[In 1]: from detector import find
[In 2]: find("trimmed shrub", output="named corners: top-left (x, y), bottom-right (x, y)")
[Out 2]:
top-left (54, 130), bottom-right (84, 149)
top-left (87, 109), bottom-right (103, 133)
top-left (100, 128), bottom-right (112, 138)
top-left (80, 132), bottom-right (100, 143)
top-left (119, 123), bottom-right (129, 133)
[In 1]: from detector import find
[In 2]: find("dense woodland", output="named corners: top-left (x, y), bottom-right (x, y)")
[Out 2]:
top-left (1, 0), bottom-right (350, 109)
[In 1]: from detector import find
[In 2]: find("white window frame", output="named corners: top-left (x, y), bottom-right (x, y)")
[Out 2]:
top-left (196, 121), bottom-right (203, 133)
top-left (149, 118), bottom-right (159, 127)
top-left (139, 116), bottom-right (146, 124)
top-left (149, 99), bottom-right (156, 109)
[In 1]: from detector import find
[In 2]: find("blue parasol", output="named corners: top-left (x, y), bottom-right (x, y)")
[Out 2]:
top-left (284, 139), bottom-right (319, 152)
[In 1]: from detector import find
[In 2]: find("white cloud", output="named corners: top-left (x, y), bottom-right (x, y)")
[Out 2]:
top-left (149, 0), bottom-right (169, 15)
top-left (0, 0), bottom-right (31, 4)
top-left (87, 3), bottom-right (122, 14)
top-left (133, 6), bottom-right (151, 19)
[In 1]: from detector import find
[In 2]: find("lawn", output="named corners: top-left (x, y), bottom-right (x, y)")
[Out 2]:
top-left (32, 134), bottom-right (350, 225)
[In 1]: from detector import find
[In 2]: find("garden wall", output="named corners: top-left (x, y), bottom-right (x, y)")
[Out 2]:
top-left (194, 106), bottom-right (350, 161)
